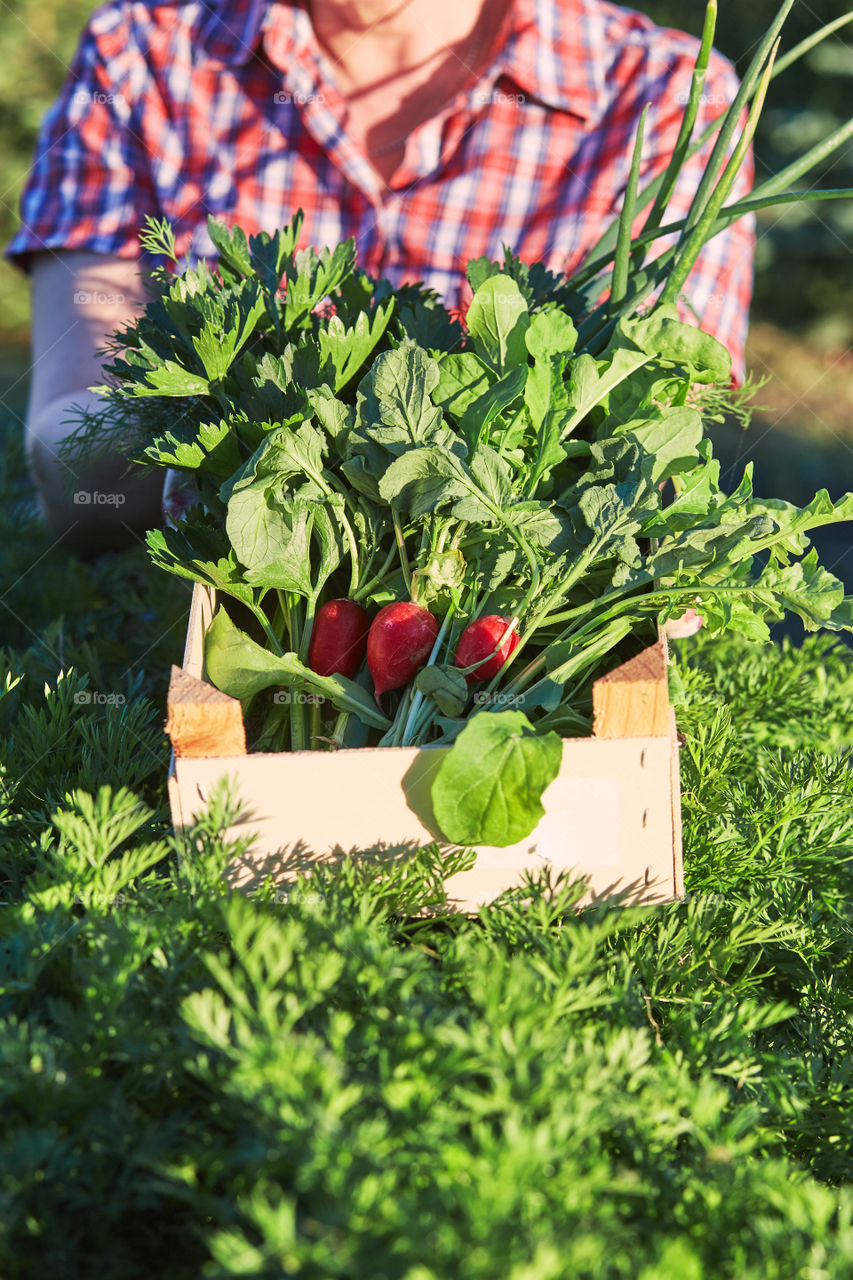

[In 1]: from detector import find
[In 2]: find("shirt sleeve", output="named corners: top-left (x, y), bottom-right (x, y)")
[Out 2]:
top-left (641, 47), bottom-right (756, 385)
top-left (5, 3), bottom-right (157, 272)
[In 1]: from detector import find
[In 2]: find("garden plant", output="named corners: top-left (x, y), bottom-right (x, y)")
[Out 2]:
top-left (66, 0), bottom-right (853, 845)
top-left (1, 1), bottom-right (853, 1275)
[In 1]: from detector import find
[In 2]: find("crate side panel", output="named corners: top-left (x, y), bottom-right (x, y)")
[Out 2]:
top-left (173, 735), bottom-right (677, 909)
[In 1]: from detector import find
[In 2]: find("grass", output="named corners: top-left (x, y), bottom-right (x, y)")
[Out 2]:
top-left (2, 390), bottom-right (853, 1275)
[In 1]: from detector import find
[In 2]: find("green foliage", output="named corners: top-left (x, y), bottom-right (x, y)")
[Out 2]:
top-left (3, 608), bottom-right (853, 1274)
top-left (61, 221), bottom-right (853, 800)
top-left (1, 5), bottom-right (852, 1272)
top-left (431, 709), bottom-right (563, 845)
top-left (3, 412), bottom-right (853, 1276)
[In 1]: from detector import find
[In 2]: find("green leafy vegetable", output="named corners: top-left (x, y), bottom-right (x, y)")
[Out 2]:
top-left (60, 1), bottom-right (853, 846)
top-left (431, 711), bottom-right (563, 846)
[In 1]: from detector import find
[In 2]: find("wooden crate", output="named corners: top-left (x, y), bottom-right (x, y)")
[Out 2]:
top-left (167, 584), bottom-right (684, 911)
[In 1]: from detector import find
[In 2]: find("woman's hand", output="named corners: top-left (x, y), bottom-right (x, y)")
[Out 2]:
top-left (662, 608), bottom-right (703, 640)
top-left (26, 250), bottom-right (163, 555)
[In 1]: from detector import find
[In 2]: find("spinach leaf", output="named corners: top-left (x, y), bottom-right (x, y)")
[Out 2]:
top-left (466, 276), bottom-right (530, 375)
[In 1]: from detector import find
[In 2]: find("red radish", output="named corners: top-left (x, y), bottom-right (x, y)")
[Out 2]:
top-left (367, 602), bottom-right (439, 698)
top-left (454, 615), bottom-right (520, 683)
top-left (307, 598), bottom-right (370, 679)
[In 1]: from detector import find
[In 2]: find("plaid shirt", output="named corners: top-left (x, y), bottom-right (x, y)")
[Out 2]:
top-left (8, 0), bottom-right (754, 378)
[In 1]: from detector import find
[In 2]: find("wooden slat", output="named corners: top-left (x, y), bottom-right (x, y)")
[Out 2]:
top-left (592, 641), bottom-right (670, 739)
top-left (165, 665), bottom-right (246, 758)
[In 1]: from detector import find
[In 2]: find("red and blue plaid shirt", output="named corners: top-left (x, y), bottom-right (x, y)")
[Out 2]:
top-left (8, 0), bottom-right (754, 378)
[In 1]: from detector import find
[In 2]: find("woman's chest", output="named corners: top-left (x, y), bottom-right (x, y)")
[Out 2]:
top-left (141, 63), bottom-right (622, 306)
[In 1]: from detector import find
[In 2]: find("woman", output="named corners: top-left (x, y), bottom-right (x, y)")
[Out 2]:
top-left (7, 0), bottom-right (753, 559)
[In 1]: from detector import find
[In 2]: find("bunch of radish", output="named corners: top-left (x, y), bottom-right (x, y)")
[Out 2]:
top-left (307, 598), bottom-right (519, 703)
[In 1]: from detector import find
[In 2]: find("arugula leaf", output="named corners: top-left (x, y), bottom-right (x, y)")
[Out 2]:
top-left (642, 441), bottom-right (721, 535)
top-left (578, 480), bottom-right (653, 550)
top-left (616, 306), bottom-right (732, 385)
top-left (525, 309), bottom-right (578, 360)
top-left (524, 314), bottom-right (579, 488)
top-left (613, 405), bottom-right (704, 485)
top-left (459, 366), bottom-right (527, 447)
top-left (745, 490), bottom-right (853, 562)
top-left (649, 516), bottom-right (774, 580)
top-left (561, 347), bottom-right (652, 438)
top-left (755, 552), bottom-right (847, 632)
top-left (431, 711), bottom-right (563, 846)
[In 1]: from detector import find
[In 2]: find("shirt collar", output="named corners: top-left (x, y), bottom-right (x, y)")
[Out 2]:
top-left (200, 0), bottom-right (308, 67)
top-left (496, 0), bottom-right (606, 121)
top-left (201, 0), bottom-right (606, 122)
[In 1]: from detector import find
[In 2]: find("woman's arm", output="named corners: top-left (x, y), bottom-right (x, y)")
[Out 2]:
top-left (26, 249), bottom-right (163, 556)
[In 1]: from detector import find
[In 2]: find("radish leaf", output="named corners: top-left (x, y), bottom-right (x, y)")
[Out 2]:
top-left (432, 711), bottom-right (562, 847)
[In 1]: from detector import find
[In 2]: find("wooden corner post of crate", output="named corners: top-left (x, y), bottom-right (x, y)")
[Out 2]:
top-left (592, 637), bottom-right (684, 902)
top-left (166, 583), bottom-right (684, 910)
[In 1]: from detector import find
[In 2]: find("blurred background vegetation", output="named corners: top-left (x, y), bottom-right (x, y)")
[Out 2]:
top-left (0, 0), bottom-right (850, 594)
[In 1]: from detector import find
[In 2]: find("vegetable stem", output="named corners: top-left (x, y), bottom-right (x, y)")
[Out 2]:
top-left (308, 698), bottom-right (322, 748)
top-left (393, 509), bottom-right (412, 594)
top-left (659, 39), bottom-right (778, 309)
top-left (252, 607), bottom-right (286, 658)
top-left (611, 103), bottom-right (650, 307)
top-left (399, 602), bottom-right (456, 747)
top-left (635, 0), bottom-right (717, 264)
top-left (353, 543), bottom-right (398, 602)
